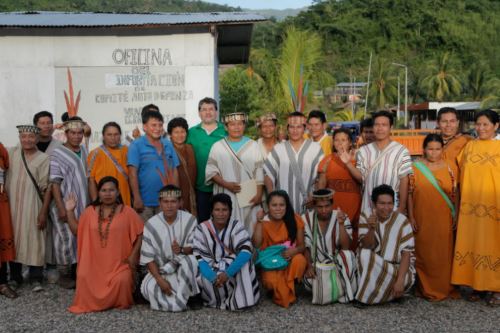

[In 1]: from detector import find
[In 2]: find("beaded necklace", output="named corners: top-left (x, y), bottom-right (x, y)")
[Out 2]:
top-left (98, 203), bottom-right (118, 248)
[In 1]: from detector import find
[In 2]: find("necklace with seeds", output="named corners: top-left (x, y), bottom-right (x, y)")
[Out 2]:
top-left (98, 203), bottom-right (118, 248)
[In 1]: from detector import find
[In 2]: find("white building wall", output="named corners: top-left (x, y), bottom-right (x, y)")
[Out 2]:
top-left (0, 32), bottom-right (215, 148)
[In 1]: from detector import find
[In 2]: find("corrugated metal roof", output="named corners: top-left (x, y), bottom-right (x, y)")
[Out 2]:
top-left (0, 11), bottom-right (266, 28)
top-left (336, 82), bottom-right (367, 87)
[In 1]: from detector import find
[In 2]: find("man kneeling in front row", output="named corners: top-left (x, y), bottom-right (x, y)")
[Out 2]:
top-left (355, 184), bottom-right (415, 305)
top-left (140, 185), bottom-right (200, 311)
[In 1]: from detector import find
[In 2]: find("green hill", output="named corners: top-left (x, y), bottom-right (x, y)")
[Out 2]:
top-left (249, 0), bottom-right (500, 108)
top-left (0, 0), bottom-right (237, 12)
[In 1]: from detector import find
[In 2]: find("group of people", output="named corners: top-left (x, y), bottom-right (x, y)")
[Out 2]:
top-left (0, 96), bottom-right (498, 314)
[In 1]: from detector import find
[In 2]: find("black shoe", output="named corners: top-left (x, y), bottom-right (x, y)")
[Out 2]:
top-left (352, 300), bottom-right (367, 309)
top-left (187, 294), bottom-right (204, 310)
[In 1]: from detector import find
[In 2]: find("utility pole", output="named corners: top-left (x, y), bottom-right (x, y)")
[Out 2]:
top-left (397, 75), bottom-right (400, 120)
top-left (391, 62), bottom-right (408, 127)
top-left (364, 52), bottom-right (372, 119)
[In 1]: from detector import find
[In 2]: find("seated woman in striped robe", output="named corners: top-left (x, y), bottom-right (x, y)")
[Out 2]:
top-left (355, 184), bottom-right (415, 305)
top-left (193, 193), bottom-right (260, 311)
top-left (140, 185), bottom-right (200, 312)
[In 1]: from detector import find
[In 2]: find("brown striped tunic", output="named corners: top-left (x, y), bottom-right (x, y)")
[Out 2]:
top-left (355, 211), bottom-right (415, 304)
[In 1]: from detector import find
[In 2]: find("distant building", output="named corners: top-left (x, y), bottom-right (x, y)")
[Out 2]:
top-left (332, 82), bottom-right (367, 103)
top-left (408, 101), bottom-right (481, 130)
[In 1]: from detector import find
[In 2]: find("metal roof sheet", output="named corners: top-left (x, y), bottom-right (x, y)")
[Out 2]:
top-left (336, 82), bottom-right (367, 87)
top-left (0, 11), bottom-right (266, 28)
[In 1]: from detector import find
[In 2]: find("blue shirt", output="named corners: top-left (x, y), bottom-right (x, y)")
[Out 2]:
top-left (127, 135), bottom-right (180, 207)
top-left (226, 136), bottom-right (250, 152)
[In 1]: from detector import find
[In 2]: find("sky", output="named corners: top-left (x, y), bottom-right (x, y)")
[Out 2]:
top-left (207, 0), bottom-right (313, 10)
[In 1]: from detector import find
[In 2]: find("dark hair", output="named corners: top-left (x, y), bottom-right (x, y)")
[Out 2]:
top-left (312, 189), bottom-right (334, 205)
top-left (167, 117), bottom-right (189, 135)
top-left (141, 104), bottom-right (160, 119)
top-left (371, 184), bottom-right (395, 203)
top-left (90, 176), bottom-right (123, 206)
top-left (142, 110), bottom-right (164, 125)
top-left (211, 193), bottom-right (232, 216)
top-left (267, 190), bottom-right (297, 243)
top-left (102, 121), bottom-right (122, 135)
top-left (333, 128), bottom-right (352, 141)
top-left (360, 118), bottom-right (374, 132)
top-left (474, 109), bottom-right (499, 125)
top-left (61, 112), bottom-right (70, 122)
top-left (423, 133), bottom-right (444, 149)
top-left (307, 110), bottom-right (327, 123)
top-left (158, 184), bottom-right (182, 200)
top-left (288, 111), bottom-right (306, 119)
top-left (372, 110), bottom-right (394, 126)
top-left (33, 111), bottom-right (53, 125)
top-left (198, 97), bottom-right (218, 111)
top-left (437, 107), bottom-right (459, 122)
top-left (287, 111), bottom-right (307, 129)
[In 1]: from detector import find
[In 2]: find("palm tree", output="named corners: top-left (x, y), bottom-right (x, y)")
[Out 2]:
top-left (332, 108), bottom-right (366, 121)
top-left (422, 52), bottom-right (461, 102)
top-left (275, 27), bottom-right (323, 116)
top-left (368, 58), bottom-right (398, 109)
top-left (480, 77), bottom-right (500, 109)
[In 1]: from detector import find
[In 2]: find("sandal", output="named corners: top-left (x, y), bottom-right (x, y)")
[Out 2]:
top-left (486, 292), bottom-right (500, 306)
top-left (464, 291), bottom-right (482, 302)
top-left (0, 284), bottom-right (18, 298)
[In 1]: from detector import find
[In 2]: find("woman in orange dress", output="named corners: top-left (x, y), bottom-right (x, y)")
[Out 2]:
top-left (64, 176), bottom-right (143, 314)
top-left (408, 134), bottom-right (458, 301)
top-left (317, 128), bottom-right (362, 250)
top-left (167, 117), bottom-right (197, 216)
top-left (0, 143), bottom-right (16, 298)
top-left (88, 122), bottom-right (131, 206)
top-left (253, 190), bottom-right (307, 308)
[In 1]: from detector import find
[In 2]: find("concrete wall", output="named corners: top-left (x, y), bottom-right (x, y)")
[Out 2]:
top-left (0, 32), bottom-right (216, 148)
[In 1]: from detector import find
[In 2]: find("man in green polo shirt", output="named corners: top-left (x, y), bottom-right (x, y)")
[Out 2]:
top-left (186, 97), bottom-right (226, 222)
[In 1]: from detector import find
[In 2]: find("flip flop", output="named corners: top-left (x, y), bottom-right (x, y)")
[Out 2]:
top-left (486, 293), bottom-right (500, 307)
top-left (464, 292), bottom-right (481, 302)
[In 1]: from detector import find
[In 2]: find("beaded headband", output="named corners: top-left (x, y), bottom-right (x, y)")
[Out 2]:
top-left (223, 112), bottom-right (248, 124)
top-left (63, 120), bottom-right (85, 131)
top-left (159, 189), bottom-right (182, 199)
top-left (256, 113), bottom-right (278, 128)
top-left (287, 115), bottom-right (306, 126)
top-left (16, 125), bottom-right (40, 134)
top-left (312, 188), bottom-right (334, 200)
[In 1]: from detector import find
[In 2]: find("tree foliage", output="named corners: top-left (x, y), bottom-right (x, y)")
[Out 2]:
top-left (422, 52), bottom-right (462, 102)
top-left (253, 0), bottom-right (500, 109)
top-left (0, 0), bottom-right (236, 12)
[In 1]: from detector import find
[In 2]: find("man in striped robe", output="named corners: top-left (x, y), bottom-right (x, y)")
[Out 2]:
top-left (140, 185), bottom-right (200, 312)
top-left (353, 111), bottom-right (413, 214)
top-left (205, 112), bottom-right (264, 236)
top-left (355, 184), bottom-right (415, 305)
top-left (33, 111), bottom-right (62, 272)
top-left (303, 189), bottom-right (357, 304)
top-left (264, 112), bottom-right (324, 214)
top-left (49, 118), bottom-right (89, 288)
top-left (193, 193), bottom-right (260, 310)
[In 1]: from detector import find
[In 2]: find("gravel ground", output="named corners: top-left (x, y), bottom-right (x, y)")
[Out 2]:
top-left (0, 283), bottom-right (498, 333)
